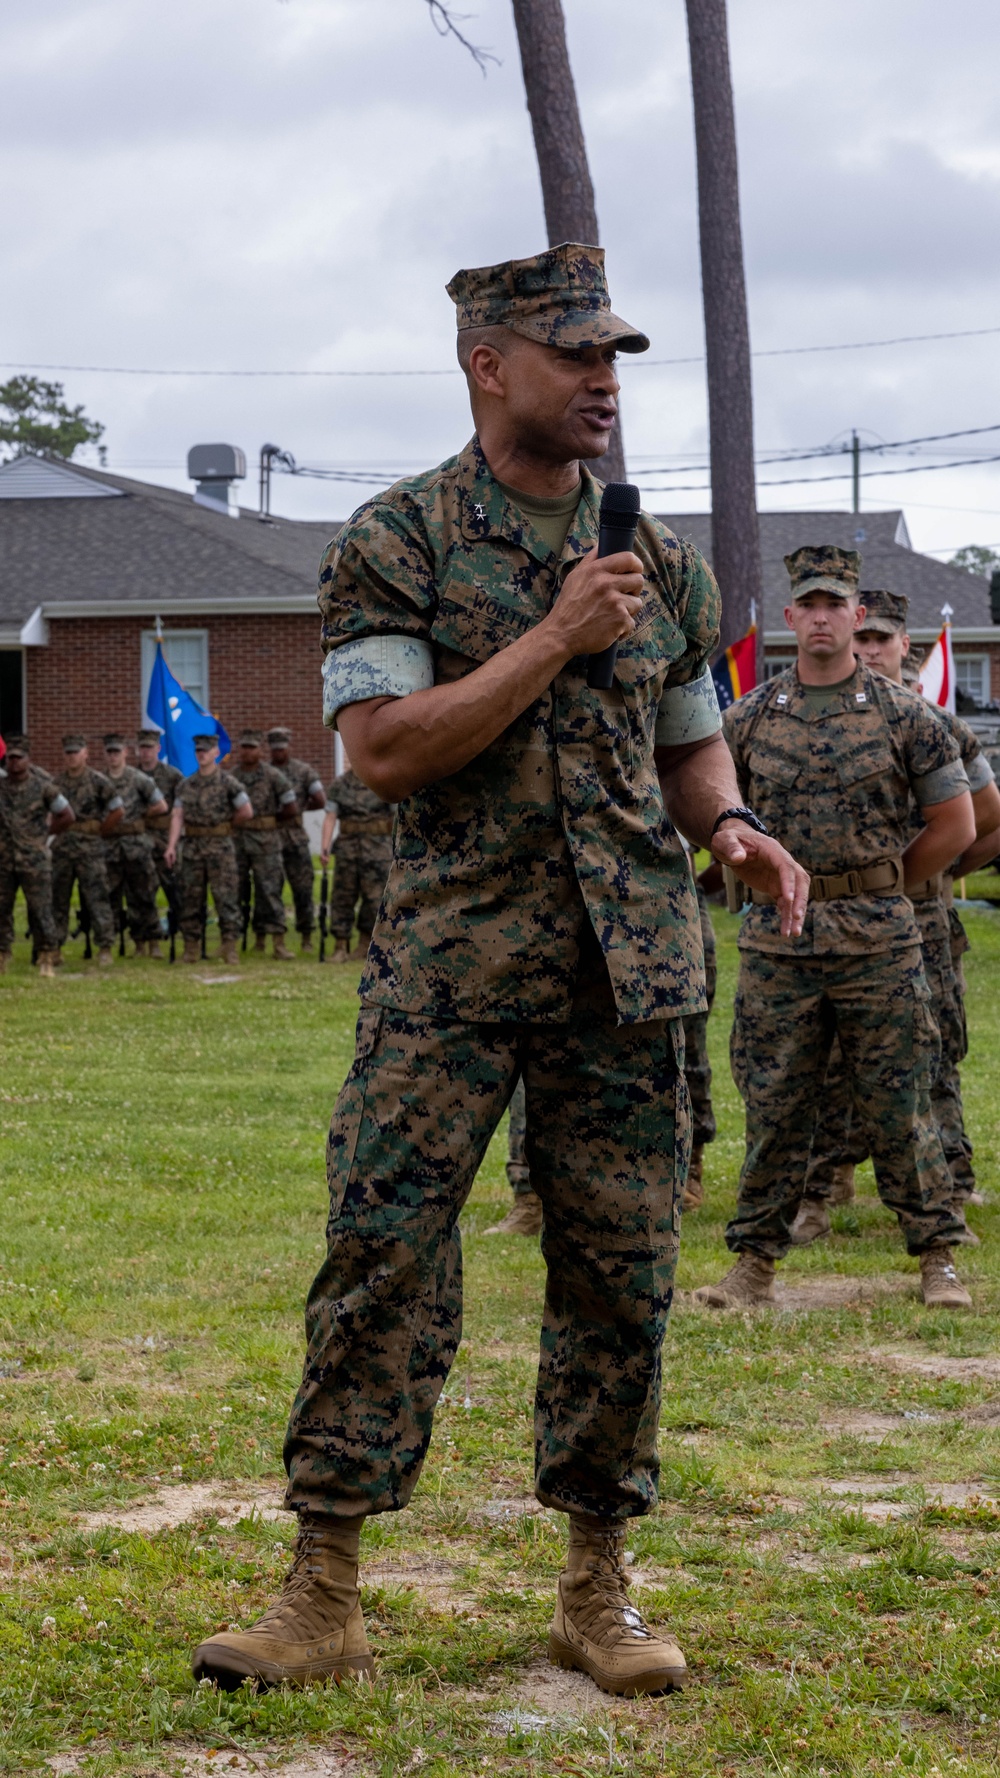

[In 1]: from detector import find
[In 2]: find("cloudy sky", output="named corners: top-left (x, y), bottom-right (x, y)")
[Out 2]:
top-left (4, 0), bottom-right (1000, 557)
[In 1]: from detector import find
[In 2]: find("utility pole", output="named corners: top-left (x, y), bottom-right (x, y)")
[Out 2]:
top-left (509, 0), bottom-right (626, 482)
top-left (851, 430), bottom-right (860, 514)
top-left (684, 0), bottom-right (762, 672)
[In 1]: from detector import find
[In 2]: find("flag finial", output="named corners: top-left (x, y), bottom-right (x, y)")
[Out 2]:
top-left (154, 613), bottom-right (164, 642)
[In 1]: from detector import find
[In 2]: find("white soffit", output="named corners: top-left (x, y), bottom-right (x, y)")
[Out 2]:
top-left (0, 456), bottom-right (122, 499)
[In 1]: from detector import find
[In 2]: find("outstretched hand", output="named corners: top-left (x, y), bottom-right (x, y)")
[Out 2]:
top-left (711, 823), bottom-right (810, 939)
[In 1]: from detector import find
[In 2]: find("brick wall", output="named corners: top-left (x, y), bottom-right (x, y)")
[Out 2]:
top-left (24, 612), bottom-right (336, 779)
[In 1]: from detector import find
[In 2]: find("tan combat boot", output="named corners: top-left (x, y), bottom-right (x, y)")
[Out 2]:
top-left (192, 1513), bottom-right (371, 1691)
top-left (147, 940), bottom-right (163, 960)
top-left (299, 934), bottom-right (314, 954)
top-left (681, 1145), bottom-right (704, 1213)
top-left (549, 1517), bottom-right (687, 1696)
top-left (920, 1247), bottom-right (972, 1310)
top-left (485, 1192), bottom-right (543, 1238)
top-left (828, 1163), bottom-right (856, 1206)
top-left (0, 952), bottom-right (11, 975)
top-left (97, 947), bottom-right (113, 967)
top-left (692, 1252), bottom-right (776, 1310)
top-left (253, 934), bottom-right (268, 954)
top-left (180, 937), bottom-right (201, 964)
top-left (219, 937), bottom-right (240, 967)
top-left (133, 940), bottom-right (148, 957)
top-left (328, 940), bottom-right (350, 965)
top-left (790, 1195), bottom-right (831, 1247)
top-left (37, 951), bottom-right (60, 978)
top-left (272, 935), bottom-right (295, 960)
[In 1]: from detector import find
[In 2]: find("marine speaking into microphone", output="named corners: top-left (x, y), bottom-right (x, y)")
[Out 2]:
top-left (587, 481), bottom-right (642, 690)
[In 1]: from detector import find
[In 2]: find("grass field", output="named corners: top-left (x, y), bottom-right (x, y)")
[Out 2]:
top-left (1, 886), bottom-right (1000, 1777)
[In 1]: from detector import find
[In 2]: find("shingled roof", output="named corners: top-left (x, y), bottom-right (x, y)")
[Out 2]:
top-left (658, 508), bottom-right (993, 637)
top-left (0, 456), bottom-right (337, 630)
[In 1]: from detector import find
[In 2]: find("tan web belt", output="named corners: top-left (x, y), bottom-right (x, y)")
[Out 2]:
top-left (185, 822), bottom-right (232, 838)
top-left (907, 870), bottom-right (954, 906)
top-left (116, 822), bottom-right (146, 835)
top-left (339, 816), bottom-right (393, 837)
top-left (145, 813), bottom-right (170, 832)
top-left (244, 815), bottom-right (277, 831)
top-left (750, 856), bottom-right (904, 907)
top-left (73, 820), bottom-right (103, 836)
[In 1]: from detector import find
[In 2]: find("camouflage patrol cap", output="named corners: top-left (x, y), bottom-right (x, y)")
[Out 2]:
top-left (238, 728), bottom-right (263, 746)
top-left (267, 726), bottom-right (292, 746)
top-left (62, 733), bottom-right (86, 752)
top-left (4, 733), bottom-right (30, 756)
top-left (857, 588), bottom-right (909, 635)
top-left (137, 727), bottom-right (163, 744)
top-left (103, 733), bottom-right (126, 750)
top-left (192, 733), bottom-right (217, 749)
top-left (784, 544), bottom-right (861, 601)
top-left (447, 243), bottom-right (650, 354)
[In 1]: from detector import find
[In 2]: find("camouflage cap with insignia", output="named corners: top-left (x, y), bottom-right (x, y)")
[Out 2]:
top-left (62, 733), bottom-right (86, 752)
top-left (267, 726), bottom-right (292, 746)
top-left (137, 727), bottom-right (163, 744)
top-left (192, 733), bottom-right (218, 749)
top-left (103, 732), bottom-right (127, 750)
top-left (447, 243), bottom-right (650, 354)
top-left (4, 733), bottom-right (30, 756)
top-left (238, 728), bottom-right (263, 746)
top-left (784, 544), bottom-right (862, 601)
top-left (857, 588), bottom-right (909, 635)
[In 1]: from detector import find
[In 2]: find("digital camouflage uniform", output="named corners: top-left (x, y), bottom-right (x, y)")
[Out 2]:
top-left (806, 703), bottom-right (993, 1201)
top-left (145, 758), bottom-right (184, 882)
top-left (283, 433), bottom-right (722, 1524)
top-left (103, 766), bottom-right (163, 944)
top-left (0, 765), bottom-right (67, 955)
top-left (232, 762), bottom-right (296, 936)
top-left (325, 771), bottom-right (394, 941)
top-left (51, 766), bottom-right (121, 950)
top-left (683, 882), bottom-right (717, 1149)
top-left (175, 768), bottom-right (249, 942)
top-left (279, 756), bottom-right (324, 938)
top-left (723, 658), bottom-right (969, 1260)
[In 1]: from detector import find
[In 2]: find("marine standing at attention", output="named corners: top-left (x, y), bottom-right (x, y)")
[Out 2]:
top-left (268, 727), bottom-right (326, 953)
top-left (164, 734), bottom-right (253, 964)
top-left (101, 734), bottom-right (168, 957)
top-left (193, 243), bottom-right (807, 1698)
top-left (51, 734), bottom-right (123, 966)
top-left (693, 547), bottom-right (977, 1314)
top-left (0, 735), bottom-right (74, 976)
top-left (318, 764), bottom-right (395, 965)
top-left (136, 728), bottom-right (185, 894)
top-left (232, 730), bottom-right (299, 960)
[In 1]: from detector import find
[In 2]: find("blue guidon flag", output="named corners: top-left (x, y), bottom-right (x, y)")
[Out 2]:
top-left (145, 641), bottom-right (231, 776)
top-left (711, 624), bottom-right (757, 712)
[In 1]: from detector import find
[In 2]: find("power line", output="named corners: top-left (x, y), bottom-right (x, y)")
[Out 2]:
top-left (2, 322), bottom-right (1000, 381)
top-left (636, 452), bottom-right (1000, 496)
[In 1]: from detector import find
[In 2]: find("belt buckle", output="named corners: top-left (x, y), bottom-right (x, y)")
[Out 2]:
top-left (846, 870), bottom-right (863, 895)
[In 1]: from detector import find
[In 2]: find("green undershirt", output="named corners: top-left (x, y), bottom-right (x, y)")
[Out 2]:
top-left (800, 669), bottom-right (857, 718)
top-left (498, 477), bottom-right (582, 560)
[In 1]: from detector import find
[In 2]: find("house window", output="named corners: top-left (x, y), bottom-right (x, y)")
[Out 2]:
top-left (954, 654), bottom-right (989, 710)
top-left (0, 650), bottom-right (25, 735)
top-left (141, 630), bottom-right (209, 721)
top-left (763, 656), bottom-right (793, 679)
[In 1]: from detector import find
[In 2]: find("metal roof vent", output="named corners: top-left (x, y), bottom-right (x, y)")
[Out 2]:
top-left (187, 443), bottom-right (246, 518)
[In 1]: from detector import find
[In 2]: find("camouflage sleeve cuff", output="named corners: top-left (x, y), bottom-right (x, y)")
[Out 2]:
top-left (653, 666), bottom-right (722, 747)
top-left (107, 796), bottom-right (124, 812)
top-left (913, 760), bottom-right (970, 807)
top-left (50, 793), bottom-right (70, 815)
top-left (308, 778), bottom-right (325, 799)
top-left (232, 790), bottom-right (252, 810)
top-left (279, 788), bottom-right (298, 806)
top-left (322, 635), bottom-right (435, 729)
top-left (965, 753), bottom-right (995, 794)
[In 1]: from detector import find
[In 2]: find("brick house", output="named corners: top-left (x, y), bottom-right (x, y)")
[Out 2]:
top-left (0, 452), bottom-right (340, 779)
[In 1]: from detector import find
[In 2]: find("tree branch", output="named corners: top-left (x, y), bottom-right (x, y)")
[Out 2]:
top-left (423, 1), bottom-right (498, 75)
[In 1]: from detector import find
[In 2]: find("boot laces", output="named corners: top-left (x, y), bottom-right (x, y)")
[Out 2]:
top-left (569, 1533), bottom-right (654, 1646)
top-left (251, 1522), bottom-right (356, 1640)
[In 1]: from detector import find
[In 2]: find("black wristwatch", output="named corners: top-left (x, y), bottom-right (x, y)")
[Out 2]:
top-left (710, 805), bottom-right (768, 839)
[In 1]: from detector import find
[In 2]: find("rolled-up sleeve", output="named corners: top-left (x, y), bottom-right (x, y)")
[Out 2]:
top-left (322, 635), bottom-right (435, 729)
top-left (654, 664), bottom-right (722, 746)
top-left (912, 760), bottom-right (970, 806)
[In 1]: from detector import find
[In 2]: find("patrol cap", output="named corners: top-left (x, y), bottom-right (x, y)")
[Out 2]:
top-left (62, 733), bottom-right (86, 752)
top-left (857, 588), bottom-right (909, 635)
top-left (4, 733), bottom-right (30, 756)
top-left (447, 243), bottom-right (650, 354)
top-left (137, 727), bottom-right (163, 744)
top-left (103, 732), bottom-right (126, 750)
top-left (238, 728), bottom-right (264, 746)
top-left (192, 732), bottom-right (218, 750)
top-left (784, 544), bottom-right (861, 601)
top-left (267, 726), bottom-right (292, 745)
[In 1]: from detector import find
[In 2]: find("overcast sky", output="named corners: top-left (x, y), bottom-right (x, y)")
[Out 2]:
top-left (4, 0), bottom-right (1000, 558)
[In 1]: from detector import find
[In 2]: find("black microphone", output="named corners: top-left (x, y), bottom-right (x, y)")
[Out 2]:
top-left (586, 482), bottom-right (642, 691)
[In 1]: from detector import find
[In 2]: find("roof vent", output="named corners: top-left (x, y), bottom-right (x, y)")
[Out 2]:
top-left (187, 443), bottom-right (246, 518)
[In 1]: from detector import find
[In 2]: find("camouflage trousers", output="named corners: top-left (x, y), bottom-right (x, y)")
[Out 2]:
top-left (0, 847), bottom-right (58, 954)
top-left (283, 959), bottom-right (689, 1523)
top-left (51, 834), bottom-right (116, 950)
top-left (806, 920), bottom-right (974, 1199)
top-left (105, 835), bottom-right (161, 944)
top-left (235, 833), bottom-right (287, 936)
top-left (728, 945), bottom-right (965, 1259)
top-left (178, 837), bottom-right (240, 942)
top-left (281, 827), bottom-right (316, 937)
top-left (682, 889), bottom-right (717, 1148)
top-left (329, 836), bottom-right (391, 939)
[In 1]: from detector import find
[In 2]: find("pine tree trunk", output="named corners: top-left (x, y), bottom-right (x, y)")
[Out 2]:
top-left (685, 0), bottom-right (762, 667)
top-left (510, 0), bottom-right (626, 482)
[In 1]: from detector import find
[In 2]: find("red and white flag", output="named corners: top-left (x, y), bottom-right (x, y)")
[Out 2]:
top-left (918, 616), bottom-right (955, 713)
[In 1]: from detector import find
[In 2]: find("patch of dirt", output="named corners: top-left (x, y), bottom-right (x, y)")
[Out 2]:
top-left (872, 1349), bottom-right (1000, 1382)
top-left (507, 1656), bottom-right (635, 1720)
top-left (821, 1411), bottom-right (944, 1441)
top-left (962, 1399), bottom-right (1000, 1425)
top-left (774, 1274), bottom-right (914, 1311)
top-left (817, 1477), bottom-right (998, 1520)
top-left (194, 973), bottom-right (242, 986)
top-left (75, 1481), bottom-right (285, 1534)
top-left (472, 1495), bottom-right (545, 1525)
top-left (47, 1742), bottom-right (368, 1776)
top-left (362, 1552), bottom-right (476, 1614)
